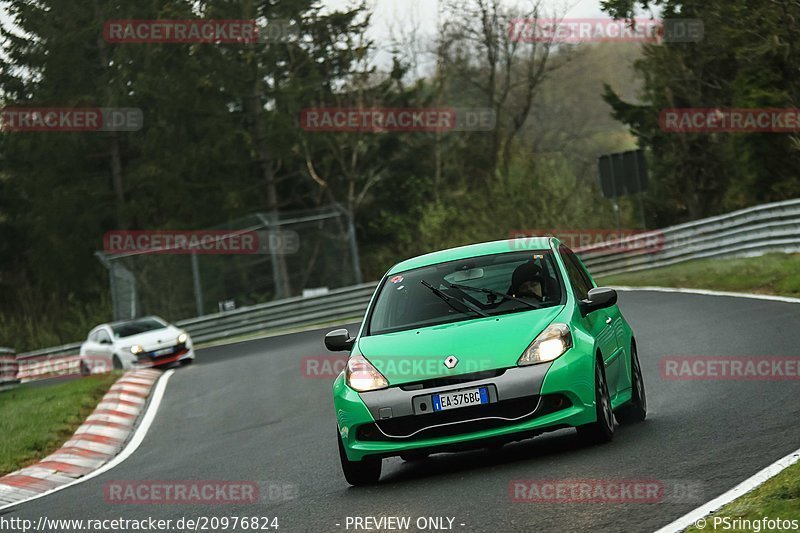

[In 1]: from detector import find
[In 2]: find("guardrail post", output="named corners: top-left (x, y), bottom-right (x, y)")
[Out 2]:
top-left (0, 347), bottom-right (19, 390)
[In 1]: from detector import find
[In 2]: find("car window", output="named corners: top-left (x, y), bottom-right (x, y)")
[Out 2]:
top-left (368, 250), bottom-right (564, 335)
top-left (96, 329), bottom-right (112, 344)
top-left (111, 317), bottom-right (168, 338)
top-left (560, 245), bottom-right (592, 301)
top-left (88, 330), bottom-right (99, 342)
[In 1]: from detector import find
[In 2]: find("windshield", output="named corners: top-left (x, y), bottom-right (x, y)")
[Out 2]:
top-left (111, 317), bottom-right (168, 338)
top-left (368, 251), bottom-right (563, 335)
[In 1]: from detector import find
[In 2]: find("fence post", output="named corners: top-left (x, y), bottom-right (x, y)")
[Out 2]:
top-left (191, 252), bottom-right (204, 317)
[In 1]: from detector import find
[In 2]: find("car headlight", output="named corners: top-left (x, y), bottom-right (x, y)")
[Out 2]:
top-left (517, 323), bottom-right (572, 366)
top-left (130, 344), bottom-right (144, 355)
top-left (177, 332), bottom-right (188, 344)
top-left (346, 354), bottom-right (388, 392)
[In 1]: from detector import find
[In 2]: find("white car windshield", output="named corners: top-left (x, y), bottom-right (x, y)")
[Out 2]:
top-left (111, 317), bottom-right (168, 338)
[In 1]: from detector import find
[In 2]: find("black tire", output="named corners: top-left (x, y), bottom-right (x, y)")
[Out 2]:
top-left (576, 356), bottom-right (615, 444)
top-left (180, 357), bottom-right (194, 365)
top-left (616, 344), bottom-right (647, 425)
top-left (80, 360), bottom-right (90, 377)
top-left (337, 430), bottom-right (381, 485)
top-left (112, 355), bottom-right (123, 370)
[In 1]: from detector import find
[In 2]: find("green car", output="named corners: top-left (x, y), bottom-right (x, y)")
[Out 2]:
top-left (327, 237), bottom-right (646, 485)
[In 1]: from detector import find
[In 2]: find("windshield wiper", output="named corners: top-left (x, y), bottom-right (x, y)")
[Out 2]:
top-left (446, 282), bottom-right (540, 309)
top-left (420, 280), bottom-right (488, 317)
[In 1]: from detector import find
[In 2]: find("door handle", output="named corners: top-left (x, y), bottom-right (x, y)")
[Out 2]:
top-left (605, 317), bottom-right (612, 325)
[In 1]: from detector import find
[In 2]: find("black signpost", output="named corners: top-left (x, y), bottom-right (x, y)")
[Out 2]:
top-left (597, 149), bottom-right (649, 229)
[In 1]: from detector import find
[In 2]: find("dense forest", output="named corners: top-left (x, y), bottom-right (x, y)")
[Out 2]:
top-left (1, 0), bottom-right (798, 350)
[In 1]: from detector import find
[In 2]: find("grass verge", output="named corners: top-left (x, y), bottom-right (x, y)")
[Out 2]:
top-left (598, 253), bottom-right (800, 298)
top-left (0, 372), bottom-right (121, 476)
top-left (684, 459), bottom-right (800, 532)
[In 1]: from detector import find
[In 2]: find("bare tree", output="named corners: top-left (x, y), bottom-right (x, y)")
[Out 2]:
top-left (436, 0), bottom-right (567, 184)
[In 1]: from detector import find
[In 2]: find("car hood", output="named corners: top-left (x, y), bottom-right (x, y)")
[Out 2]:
top-left (358, 306), bottom-right (563, 385)
top-left (116, 326), bottom-right (181, 349)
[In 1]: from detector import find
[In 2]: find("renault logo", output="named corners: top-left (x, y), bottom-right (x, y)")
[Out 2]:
top-left (443, 355), bottom-right (459, 369)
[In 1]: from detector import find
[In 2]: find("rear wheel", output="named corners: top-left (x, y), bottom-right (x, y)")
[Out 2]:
top-left (577, 357), bottom-right (615, 444)
top-left (337, 430), bottom-right (381, 485)
top-left (616, 344), bottom-right (647, 424)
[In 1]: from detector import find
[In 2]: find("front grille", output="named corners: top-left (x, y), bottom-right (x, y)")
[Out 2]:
top-left (356, 394), bottom-right (571, 442)
top-left (399, 369), bottom-right (507, 391)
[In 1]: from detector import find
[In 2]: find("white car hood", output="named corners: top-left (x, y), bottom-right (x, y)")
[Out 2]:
top-left (116, 325), bottom-right (182, 350)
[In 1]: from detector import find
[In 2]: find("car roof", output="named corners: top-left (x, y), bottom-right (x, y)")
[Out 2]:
top-left (387, 237), bottom-right (557, 275)
top-left (107, 315), bottom-right (166, 327)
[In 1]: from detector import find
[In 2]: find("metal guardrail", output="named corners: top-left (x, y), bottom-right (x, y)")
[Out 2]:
top-left (178, 283), bottom-right (376, 343)
top-left (580, 198), bottom-right (800, 276)
top-left (15, 283), bottom-right (378, 364)
top-left (10, 197), bottom-right (800, 369)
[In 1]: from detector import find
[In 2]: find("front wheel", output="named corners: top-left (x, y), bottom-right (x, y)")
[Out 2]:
top-left (337, 430), bottom-right (381, 486)
top-left (576, 358), bottom-right (615, 444)
top-left (616, 344), bottom-right (647, 424)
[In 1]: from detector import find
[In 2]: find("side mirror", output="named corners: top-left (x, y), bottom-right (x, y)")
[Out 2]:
top-left (99, 337), bottom-right (111, 345)
top-left (581, 287), bottom-right (618, 315)
top-left (325, 329), bottom-right (355, 352)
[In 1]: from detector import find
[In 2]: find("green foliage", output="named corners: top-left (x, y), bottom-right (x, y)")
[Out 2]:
top-left (601, 0), bottom-right (800, 225)
top-left (0, 0), bottom-right (644, 349)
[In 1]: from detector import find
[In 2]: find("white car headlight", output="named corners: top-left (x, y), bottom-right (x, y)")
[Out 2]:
top-left (346, 354), bottom-right (389, 392)
top-left (177, 332), bottom-right (188, 344)
top-left (517, 323), bottom-right (572, 366)
top-left (130, 344), bottom-right (144, 355)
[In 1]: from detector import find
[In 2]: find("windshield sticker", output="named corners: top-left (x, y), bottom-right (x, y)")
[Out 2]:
top-left (390, 275), bottom-right (404, 284)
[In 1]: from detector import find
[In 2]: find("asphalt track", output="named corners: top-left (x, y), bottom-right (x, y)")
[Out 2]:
top-left (5, 290), bottom-right (800, 532)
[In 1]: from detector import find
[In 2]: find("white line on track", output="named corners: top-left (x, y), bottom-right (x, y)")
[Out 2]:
top-left (613, 285), bottom-right (800, 304)
top-left (0, 369), bottom-right (174, 512)
top-left (653, 447), bottom-right (800, 533)
top-left (613, 286), bottom-right (800, 532)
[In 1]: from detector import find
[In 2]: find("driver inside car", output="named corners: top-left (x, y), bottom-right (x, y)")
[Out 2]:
top-left (509, 261), bottom-right (546, 300)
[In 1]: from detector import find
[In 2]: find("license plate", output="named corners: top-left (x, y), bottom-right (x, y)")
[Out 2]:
top-left (432, 387), bottom-right (489, 412)
top-left (152, 347), bottom-right (173, 357)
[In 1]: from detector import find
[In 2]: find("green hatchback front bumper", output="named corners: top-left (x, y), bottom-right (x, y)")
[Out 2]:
top-left (334, 344), bottom-right (614, 462)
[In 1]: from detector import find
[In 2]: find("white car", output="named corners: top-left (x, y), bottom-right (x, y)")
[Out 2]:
top-left (79, 316), bottom-right (195, 371)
